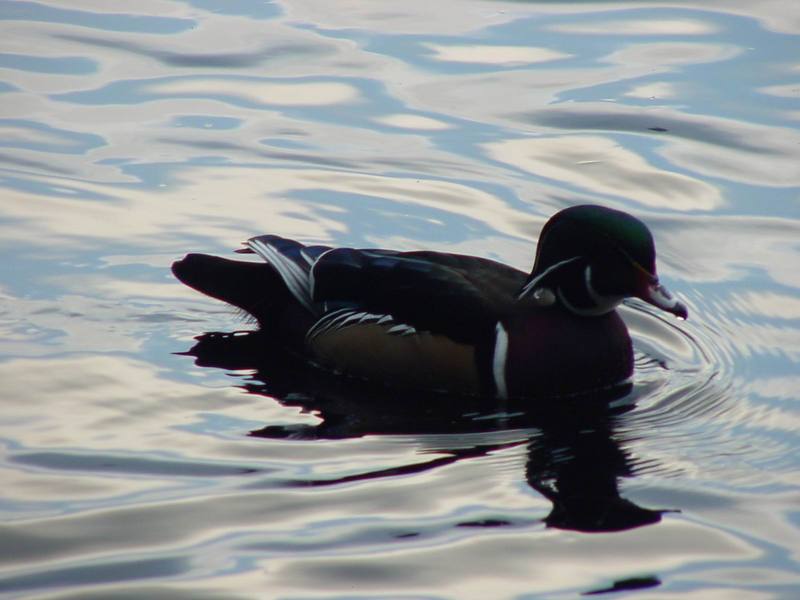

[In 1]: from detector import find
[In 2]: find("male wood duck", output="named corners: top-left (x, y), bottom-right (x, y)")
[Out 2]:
top-left (172, 204), bottom-right (687, 399)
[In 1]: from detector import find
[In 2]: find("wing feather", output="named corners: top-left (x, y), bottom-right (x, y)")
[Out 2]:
top-left (309, 248), bottom-right (517, 344)
top-left (247, 236), bottom-right (325, 313)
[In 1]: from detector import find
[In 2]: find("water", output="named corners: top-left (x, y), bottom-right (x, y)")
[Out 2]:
top-left (1, 1), bottom-right (799, 597)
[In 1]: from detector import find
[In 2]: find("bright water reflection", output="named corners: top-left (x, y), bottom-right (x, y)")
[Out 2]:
top-left (1, 0), bottom-right (799, 598)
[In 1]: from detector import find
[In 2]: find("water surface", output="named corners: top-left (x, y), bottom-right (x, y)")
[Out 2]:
top-left (1, 1), bottom-right (799, 598)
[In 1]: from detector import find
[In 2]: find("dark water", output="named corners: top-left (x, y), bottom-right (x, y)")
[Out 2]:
top-left (1, 1), bottom-right (799, 598)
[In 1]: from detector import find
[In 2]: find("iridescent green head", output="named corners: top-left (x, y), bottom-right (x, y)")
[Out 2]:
top-left (522, 205), bottom-right (687, 319)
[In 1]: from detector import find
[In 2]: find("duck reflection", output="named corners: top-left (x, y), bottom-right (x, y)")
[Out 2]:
top-left (184, 330), bottom-right (667, 533)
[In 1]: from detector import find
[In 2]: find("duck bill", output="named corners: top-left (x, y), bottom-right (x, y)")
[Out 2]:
top-left (636, 279), bottom-right (688, 320)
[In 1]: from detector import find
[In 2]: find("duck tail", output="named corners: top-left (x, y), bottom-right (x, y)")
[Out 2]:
top-left (172, 253), bottom-right (287, 324)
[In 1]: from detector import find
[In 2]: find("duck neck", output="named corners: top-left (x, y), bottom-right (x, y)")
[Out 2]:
top-left (527, 258), bottom-right (622, 317)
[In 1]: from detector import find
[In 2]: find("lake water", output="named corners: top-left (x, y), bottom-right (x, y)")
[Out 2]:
top-left (1, 1), bottom-right (799, 598)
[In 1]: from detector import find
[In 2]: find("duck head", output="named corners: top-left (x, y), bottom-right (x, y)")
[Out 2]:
top-left (520, 205), bottom-right (688, 319)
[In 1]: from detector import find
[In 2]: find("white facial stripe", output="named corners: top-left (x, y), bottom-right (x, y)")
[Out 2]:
top-left (493, 323), bottom-right (509, 400)
top-left (519, 256), bottom-right (581, 300)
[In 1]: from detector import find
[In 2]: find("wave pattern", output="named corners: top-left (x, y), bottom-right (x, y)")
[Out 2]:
top-left (0, 1), bottom-right (798, 598)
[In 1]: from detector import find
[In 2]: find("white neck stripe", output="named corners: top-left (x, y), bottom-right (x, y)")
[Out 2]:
top-left (557, 285), bottom-right (622, 316)
top-left (493, 323), bottom-right (509, 400)
top-left (584, 265), bottom-right (600, 304)
top-left (585, 265), bottom-right (623, 314)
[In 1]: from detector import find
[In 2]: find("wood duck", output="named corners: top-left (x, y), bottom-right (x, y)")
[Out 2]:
top-left (172, 204), bottom-right (687, 399)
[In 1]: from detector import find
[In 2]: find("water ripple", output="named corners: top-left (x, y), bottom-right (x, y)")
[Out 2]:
top-left (2, 1), bottom-right (196, 34)
top-left (0, 1), bottom-right (798, 597)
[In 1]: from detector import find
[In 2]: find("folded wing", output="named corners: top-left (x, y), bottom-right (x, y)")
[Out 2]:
top-left (310, 247), bottom-right (524, 344)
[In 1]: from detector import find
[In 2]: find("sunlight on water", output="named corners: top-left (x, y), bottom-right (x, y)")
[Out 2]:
top-left (0, 0), bottom-right (799, 598)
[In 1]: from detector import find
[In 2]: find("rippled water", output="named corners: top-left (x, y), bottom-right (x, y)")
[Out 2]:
top-left (1, 1), bottom-right (799, 598)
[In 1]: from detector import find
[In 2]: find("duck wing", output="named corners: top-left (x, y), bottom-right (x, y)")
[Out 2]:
top-left (309, 248), bottom-right (526, 344)
top-left (246, 235), bottom-right (332, 314)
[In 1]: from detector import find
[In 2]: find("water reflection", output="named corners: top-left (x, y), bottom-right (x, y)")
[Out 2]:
top-left (56, 75), bottom-right (361, 108)
top-left (423, 43), bottom-right (570, 66)
top-left (547, 18), bottom-right (717, 36)
top-left (0, 118), bottom-right (105, 154)
top-left (484, 135), bottom-right (722, 210)
top-left (2, 1), bottom-right (196, 33)
top-left (53, 33), bottom-right (319, 69)
top-left (1, 0), bottom-right (798, 595)
top-left (184, 330), bottom-right (669, 533)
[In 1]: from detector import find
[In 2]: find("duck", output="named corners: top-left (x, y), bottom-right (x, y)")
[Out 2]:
top-left (172, 204), bottom-right (687, 399)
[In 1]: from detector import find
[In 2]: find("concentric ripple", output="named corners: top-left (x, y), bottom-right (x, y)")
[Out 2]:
top-left (617, 293), bottom-right (792, 484)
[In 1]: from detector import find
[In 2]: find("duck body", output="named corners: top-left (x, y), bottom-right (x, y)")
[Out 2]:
top-left (173, 205), bottom-right (687, 399)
